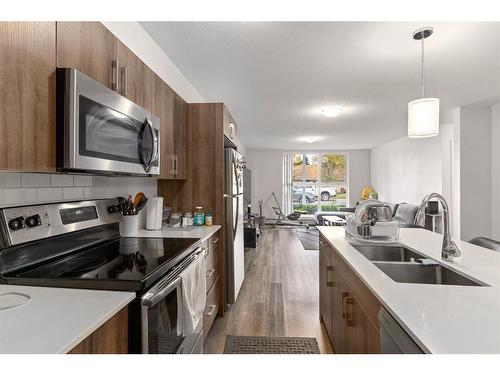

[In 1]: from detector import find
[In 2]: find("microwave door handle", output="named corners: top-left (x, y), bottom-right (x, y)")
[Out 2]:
top-left (148, 120), bottom-right (158, 168)
top-left (139, 119), bottom-right (156, 173)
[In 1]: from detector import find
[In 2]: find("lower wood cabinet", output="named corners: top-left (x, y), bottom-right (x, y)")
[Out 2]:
top-left (68, 306), bottom-right (128, 354)
top-left (319, 233), bottom-right (381, 354)
top-left (203, 229), bottom-right (222, 340)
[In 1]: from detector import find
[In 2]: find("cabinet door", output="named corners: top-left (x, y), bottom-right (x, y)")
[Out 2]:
top-left (56, 22), bottom-right (118, 90)
top-left (0, 22), bottom-right (56, 171)
top-left (152, 74), bottom-right (174, 178)
top-left (319, 237), bottom-right (334, 341)
top-left (173, 93), bottom-right (187, 179)
top-left (349, 295), bottom-right (380, 354)
top-left (117, 42), bottom-right (153, 111)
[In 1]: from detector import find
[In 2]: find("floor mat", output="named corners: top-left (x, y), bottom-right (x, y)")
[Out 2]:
top-left (296, 227), bottom-right (319, 250)
top-left (224, 335), bottom-right (320, 354)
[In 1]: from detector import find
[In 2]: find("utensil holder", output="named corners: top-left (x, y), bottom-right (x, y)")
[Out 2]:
top-left (120, 215), bottom-right (139, 237)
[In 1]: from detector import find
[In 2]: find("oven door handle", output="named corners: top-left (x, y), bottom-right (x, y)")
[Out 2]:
top-left (140, 248), bottom-right (205, 308)
top-left (141, 276), bottom-right (181, 308)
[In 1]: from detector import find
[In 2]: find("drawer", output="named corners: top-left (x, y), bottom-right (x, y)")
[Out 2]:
top-left (208, 231), bottom-right (221, 253)
top-left (204, 243), bottom-right (221, 293)
top-left (203, 277), bottom-right (220, 340)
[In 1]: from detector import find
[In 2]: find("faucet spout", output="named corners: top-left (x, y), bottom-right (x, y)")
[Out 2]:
top-left (414, 193), bottom-right (461, 260)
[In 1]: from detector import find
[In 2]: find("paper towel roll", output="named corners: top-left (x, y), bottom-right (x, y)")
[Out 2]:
top-left (146, 197), bottom-right (164, 230)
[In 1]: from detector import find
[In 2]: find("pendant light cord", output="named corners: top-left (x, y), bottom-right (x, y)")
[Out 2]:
top-left (421, 35), bottom-right (425, 97)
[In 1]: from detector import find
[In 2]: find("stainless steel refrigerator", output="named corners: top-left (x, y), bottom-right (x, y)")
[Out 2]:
top-left (224, 148), bottom-right (245, 306)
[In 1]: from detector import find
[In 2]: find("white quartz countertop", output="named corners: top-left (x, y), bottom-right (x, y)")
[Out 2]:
top-left (135, 225), bottom-right (221, 242)
top-left (317, 227), bottom-right (500, 354)
top-left (0, 284), bottom-right (135, 354)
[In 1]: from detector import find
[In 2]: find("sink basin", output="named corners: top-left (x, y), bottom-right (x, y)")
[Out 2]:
top-left (374, 262), bottom-right (486, 286)
top-left (351, 244), bottom-right (428, 262)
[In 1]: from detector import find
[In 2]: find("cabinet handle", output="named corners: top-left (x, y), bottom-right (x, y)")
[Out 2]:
top-left (206, 304), bottom-right (216, 316)
top-left (206, 268), bottom-right (215, 278)
top-left (345, 296), bottom-right (354, 326)
top-left (174, 155), bottom-right (178, 175)
top-left (341, 291), bottom-right (348, 319)
top-left (212, 237), bottom-right (219, 244)
top-left (169, 154), bottom-right (174, 175)
top-left (326, 265), bottom-right (334, 287)
top-left (111, 60), bottom-right (118, 91)
top-left (120, 66), bottom-right (128, 96)
top-left (319, 240), bottom-right (324, 246)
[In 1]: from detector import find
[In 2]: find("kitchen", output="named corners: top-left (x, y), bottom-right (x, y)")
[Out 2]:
top-left (1, 1), bottom-right (500, 374)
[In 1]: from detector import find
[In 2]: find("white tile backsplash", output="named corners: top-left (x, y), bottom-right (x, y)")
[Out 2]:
top-left (0, 172), bottom-right (157, 207)
top-left (36, 188), bottom-right (63, 202)
top-left (74, 175), bottom-right (93, 187)
top-left (3, 188), bottom-right (37, 205)
top-left (50, 174), bottom-right (74, 187)
top-left (0, 173), bottom-right (21, 188)
top-left (62, 187), bottom-right (84, 200)
top-left (21, 173), bottom-right (51, 187)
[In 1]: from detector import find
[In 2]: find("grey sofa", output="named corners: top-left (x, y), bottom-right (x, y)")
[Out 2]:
top-left (315, 202), bottom-right (420, 227)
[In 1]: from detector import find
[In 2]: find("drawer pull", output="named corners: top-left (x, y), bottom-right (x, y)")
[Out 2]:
top-left (111, 60), bottom-right (118, 91)
top-left (206, 268), bottom-right (216, 278)
top-left (345, 296), bottom-right (354, 326)
top-left (326, 265), bottom-right (334, 287)
top-left (212, 237), bottom-right (219, 244)
top-left (206, 304), bottom-right (216, 316)
top-left (341, 291), bottom-right (348, 319)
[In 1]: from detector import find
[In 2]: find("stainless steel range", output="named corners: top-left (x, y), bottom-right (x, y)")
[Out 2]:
top-left (0, 199), bottom-right (204, 354)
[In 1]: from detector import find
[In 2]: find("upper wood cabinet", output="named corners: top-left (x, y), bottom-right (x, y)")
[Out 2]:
top-left (116, 41), bottom-right (154, 112)
top-left (56, 22), bottom-right (118, 90)
top-left (0, 22), bottom-right (56, 172)
top-left (223, 105), bottom-right (238, 142)
top-left (152, 73), bottom-right (174, 178)
top-left (173, 93), bottom-right (188, 179)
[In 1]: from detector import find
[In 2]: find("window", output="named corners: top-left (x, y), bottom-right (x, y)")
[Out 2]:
top-left (286, 153), bottom-right (348, 214)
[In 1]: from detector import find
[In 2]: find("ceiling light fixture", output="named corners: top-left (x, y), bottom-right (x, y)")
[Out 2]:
top-left (321, 106), bottom-right (343, 117)
top-left (304, 136), bottom-right (317, 144)
top-left (408, 27), bottom-right (439, 138)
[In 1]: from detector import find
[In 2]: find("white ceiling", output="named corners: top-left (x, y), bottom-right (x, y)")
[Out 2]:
top-left (141, 22), bottom-right (500, 150)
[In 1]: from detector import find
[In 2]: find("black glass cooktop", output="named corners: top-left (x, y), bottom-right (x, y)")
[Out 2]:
top-left (4, 237), bottom-right (199, 291)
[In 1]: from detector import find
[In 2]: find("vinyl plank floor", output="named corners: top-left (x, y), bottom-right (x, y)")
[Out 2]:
top-left (203, 227), bottom-right (333, 354)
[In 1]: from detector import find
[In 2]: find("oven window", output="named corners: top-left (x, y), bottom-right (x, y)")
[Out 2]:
top-left (78, 95), bottom-right (158, 166)
top-left (147, 288), bottom-right (184, 354)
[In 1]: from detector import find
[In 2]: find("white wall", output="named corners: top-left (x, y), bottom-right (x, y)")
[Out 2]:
top-left (246, 149), bottom-right (371, 218)
top-left (101, 22), bottom-right (204, 103)
top-left (458, 106), bottom-right (492, 241)
top-left (492, 103), bottom-right (500, 240)
top-left (370, 136), bottom-right (442, 205)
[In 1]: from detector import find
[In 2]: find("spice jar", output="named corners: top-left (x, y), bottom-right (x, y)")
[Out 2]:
top-left (184, 212), bottom-right (194, 226)
top-left (205, 213), bottom-right (213, 226)
top-left (169, 212), bottom-right (182, 227)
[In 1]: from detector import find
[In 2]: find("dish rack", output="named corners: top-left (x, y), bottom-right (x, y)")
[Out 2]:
top-left (345, 215), bottom-right (401, 244)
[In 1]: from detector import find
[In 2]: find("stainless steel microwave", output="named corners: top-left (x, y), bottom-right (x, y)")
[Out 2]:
top-left (56, 68), bottom-right (160, 176)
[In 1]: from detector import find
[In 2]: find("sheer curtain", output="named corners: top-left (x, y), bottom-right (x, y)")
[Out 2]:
top-left (282, 153), bottom-right (293, 215)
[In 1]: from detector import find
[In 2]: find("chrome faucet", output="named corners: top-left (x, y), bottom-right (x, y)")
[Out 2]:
top-left (414, 193), bottom-right (461, 261)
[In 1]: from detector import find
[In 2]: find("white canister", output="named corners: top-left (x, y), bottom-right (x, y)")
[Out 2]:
top-left (120, 215), bottom-right (139, 237)
top-left (146, 197), bottom-right (164, 230)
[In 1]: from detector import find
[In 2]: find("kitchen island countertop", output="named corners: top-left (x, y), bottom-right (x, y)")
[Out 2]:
top-left (317, 226), bottom-right (500, 354)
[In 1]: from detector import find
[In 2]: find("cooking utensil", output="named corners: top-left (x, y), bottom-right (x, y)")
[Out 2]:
top-left (133, 192), bottom-right (144, 212)
top-left (136, 195), bottom-right (148, 213)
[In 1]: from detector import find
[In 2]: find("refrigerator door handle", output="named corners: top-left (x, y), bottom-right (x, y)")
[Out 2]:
top-left (233, 197), bottom-right (239, 240)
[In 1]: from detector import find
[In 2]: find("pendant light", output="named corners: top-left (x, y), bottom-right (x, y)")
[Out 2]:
top-left (408, 27), bottom-right (439, 138)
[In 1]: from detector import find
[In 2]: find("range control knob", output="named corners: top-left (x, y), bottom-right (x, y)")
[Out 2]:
top-left (25, 214), bottom-right (42, 228)
top-left (8, 217), bottom-right (25, 231)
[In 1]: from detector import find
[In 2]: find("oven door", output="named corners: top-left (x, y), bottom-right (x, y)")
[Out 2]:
top-left (140, 276), bottom-right (185, 354)
top-left (58, 68), bottom-right (160, 176)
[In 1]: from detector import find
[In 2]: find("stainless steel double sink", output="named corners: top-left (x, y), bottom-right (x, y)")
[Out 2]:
top-left (351, 244), bottom-right (486, 287)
